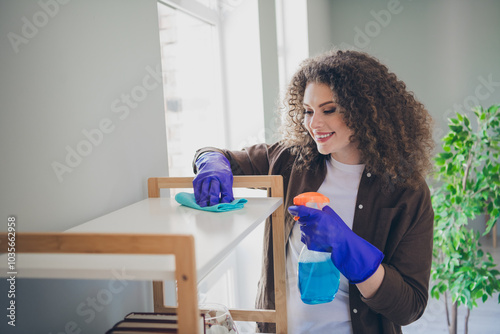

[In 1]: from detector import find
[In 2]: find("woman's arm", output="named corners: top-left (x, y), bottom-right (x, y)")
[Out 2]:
top-left (361, 186), bottom-right (434, 326)
top-left (356, 264), bottom-right (385, 298)
top-left (193, 143), bottom-right (286, 176)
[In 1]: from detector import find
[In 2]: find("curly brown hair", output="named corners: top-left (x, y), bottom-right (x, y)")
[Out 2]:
top-left (279, 49), bottom-right (434, 190)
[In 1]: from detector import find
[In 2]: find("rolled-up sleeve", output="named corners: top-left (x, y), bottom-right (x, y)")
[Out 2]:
top-left (193, 144), bottom-right (277, 176)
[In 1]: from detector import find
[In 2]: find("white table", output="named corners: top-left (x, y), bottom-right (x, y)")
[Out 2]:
top-left (1, 176), bottom-right (288, 333)
top-left (1, 197), bottom-right (282, 282)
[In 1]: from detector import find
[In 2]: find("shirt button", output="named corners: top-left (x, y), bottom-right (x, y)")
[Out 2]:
top-left (353, 308), bottom-right (358, 314)
top-left (367, 172), bottom-right (372, 177)
top-left (358, 204), bottom-right (363, 209)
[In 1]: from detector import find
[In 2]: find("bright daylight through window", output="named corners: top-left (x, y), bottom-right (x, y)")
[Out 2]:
top-left (157, 2), bottom-right (226, 178)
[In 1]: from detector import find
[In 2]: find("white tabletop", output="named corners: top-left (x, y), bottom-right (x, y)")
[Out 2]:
top-left (0, 197), bottom-right (282, 282)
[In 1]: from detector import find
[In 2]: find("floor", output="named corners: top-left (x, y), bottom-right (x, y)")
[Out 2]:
top-left (404, 235), bottom-right (500, 334)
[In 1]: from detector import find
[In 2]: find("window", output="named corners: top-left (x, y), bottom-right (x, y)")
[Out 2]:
top-left (156, 2), bottom-right (271, 331)
top-left (158, 2), bottom-right (226, 178)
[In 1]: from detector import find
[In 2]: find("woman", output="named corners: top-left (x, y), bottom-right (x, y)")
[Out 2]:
top-left (192, 50), bottom-right (435, 333)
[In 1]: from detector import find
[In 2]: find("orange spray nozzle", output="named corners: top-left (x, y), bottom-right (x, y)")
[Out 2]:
top-left (292, 192), bottom-right (330, 220)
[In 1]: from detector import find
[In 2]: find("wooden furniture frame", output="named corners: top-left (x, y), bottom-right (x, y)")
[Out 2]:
top-left (0, 175), bottom-right (286, 333)
top-left (148, 175), bottom-right (287, 333)
top-left (1, 233), bottom-right (199, 333)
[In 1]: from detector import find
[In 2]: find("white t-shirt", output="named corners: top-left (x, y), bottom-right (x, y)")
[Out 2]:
top-left (286, 157), bottom-right (365, 334)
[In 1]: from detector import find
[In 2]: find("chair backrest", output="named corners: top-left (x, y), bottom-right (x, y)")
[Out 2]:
top-left (147, 175), bottom-right (284, 198)
top-left (147, 175), bottom-right (288, 333)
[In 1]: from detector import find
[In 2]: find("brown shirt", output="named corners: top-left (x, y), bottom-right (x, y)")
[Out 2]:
top-left (194, 143), bottom-right (434, 334)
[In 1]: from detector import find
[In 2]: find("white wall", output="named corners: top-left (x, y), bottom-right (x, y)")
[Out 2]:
top-left (306, 0), bottom-right (334, 55)
top-left (0, 0), bottom-right (168, 332)
top-left (257, 0), bottom-right (281, 144)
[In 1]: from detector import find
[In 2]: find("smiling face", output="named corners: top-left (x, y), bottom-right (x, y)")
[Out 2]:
top-left (303, 82), bottom-right (361, 165)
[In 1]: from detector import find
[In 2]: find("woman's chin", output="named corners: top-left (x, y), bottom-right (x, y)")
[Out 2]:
top-left (316, 145), bottom-right (331, 155)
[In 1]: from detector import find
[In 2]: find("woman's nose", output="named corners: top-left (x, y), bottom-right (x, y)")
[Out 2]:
top-left (309, 112), bottom-right (324, 129)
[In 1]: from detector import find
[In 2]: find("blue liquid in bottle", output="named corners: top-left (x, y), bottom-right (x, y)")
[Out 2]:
top-left (298, 256), bottom-right (340, 305)
top-left (293, 192), bottom-right (340, 305)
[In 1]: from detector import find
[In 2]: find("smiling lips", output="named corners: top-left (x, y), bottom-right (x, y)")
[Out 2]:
top-left (315, 132), bottom-right (335, 142)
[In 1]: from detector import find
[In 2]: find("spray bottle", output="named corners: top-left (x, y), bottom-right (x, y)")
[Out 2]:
top-left (293, 192), bottom-right (340, 305)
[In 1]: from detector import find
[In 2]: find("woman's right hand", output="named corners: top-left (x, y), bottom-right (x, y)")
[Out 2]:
top-left (193, 152), bottom-right (234, 207)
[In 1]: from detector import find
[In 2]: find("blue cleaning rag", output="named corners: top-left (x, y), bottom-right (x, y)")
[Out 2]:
top-left (174, 192), bottom-right (247, 212)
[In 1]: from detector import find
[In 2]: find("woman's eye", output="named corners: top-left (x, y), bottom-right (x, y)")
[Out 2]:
top-left (304, 110), bottom-right (313, 115)
top-left (324, 108), bottom-right (336, 114)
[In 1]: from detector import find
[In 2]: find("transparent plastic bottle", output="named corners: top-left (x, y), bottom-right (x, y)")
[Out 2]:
top-left (293, 192), bottom-right (340, 305)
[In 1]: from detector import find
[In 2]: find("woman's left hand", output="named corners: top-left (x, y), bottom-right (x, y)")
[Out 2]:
top-left (288, 205), bottom-right (384, 284)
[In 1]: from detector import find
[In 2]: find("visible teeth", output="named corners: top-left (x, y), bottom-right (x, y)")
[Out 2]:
top-left (316, 132), bottom-right (333, 139)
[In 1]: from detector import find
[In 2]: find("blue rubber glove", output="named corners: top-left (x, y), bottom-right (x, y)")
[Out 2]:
top-left (193, 152), bottom-right (234, 207)
top-left (288, 205), bottom-right (384, 284)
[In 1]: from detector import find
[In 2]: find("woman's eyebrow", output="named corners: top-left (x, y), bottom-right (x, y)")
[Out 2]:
top-left (303, 101), bottom-right (336, 108)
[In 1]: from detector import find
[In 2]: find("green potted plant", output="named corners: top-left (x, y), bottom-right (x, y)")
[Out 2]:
top-left (430, 104), bottom-right (500, 334)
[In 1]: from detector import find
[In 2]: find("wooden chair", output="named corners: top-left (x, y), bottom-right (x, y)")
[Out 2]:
top-left (148, 175), bottom-right (288, 334)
